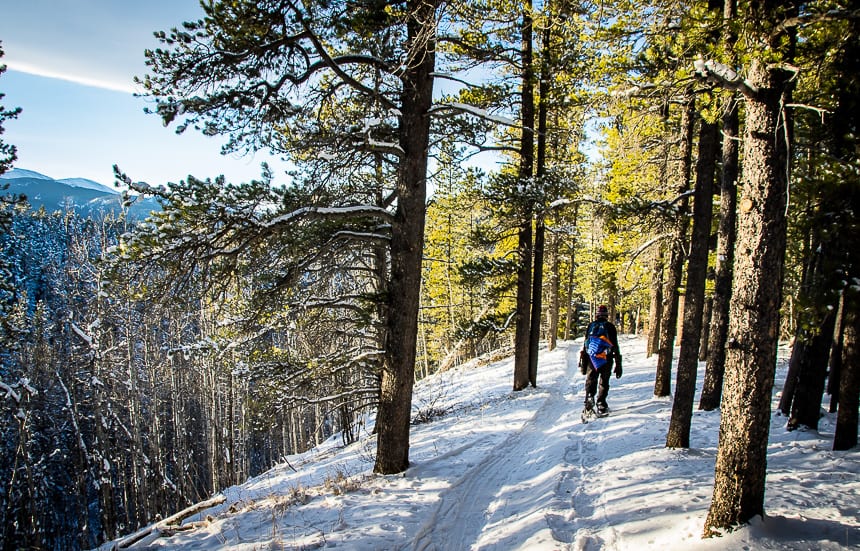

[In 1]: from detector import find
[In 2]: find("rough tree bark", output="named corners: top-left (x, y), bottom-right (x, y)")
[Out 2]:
top-left (654, 95), bottom-right (695, 397)
top-left (647, 246), bottom-right (664, 358)
top-left (666, 119), bottom-right (717, 448)
top-left (373, 0), bottom-right (436, 474)
top-left (703, 59), bottom-right (794, 535)
top-left (528, 14), bottom-right (552, 382)
top-left (834, 301), bottom-right (859, 451)
top-left (699, 0), bottom-right (739, 413)
top-left (513, 0), bottom-right (536, 391)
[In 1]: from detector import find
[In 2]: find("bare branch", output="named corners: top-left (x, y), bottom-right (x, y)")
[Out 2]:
top-left (774, 8), bottom-right (860, 38)
top-left (287, 0), bottom-right (398, 111)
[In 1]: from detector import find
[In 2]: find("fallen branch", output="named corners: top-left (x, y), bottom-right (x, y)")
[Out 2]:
top-left (115, 494), bottom-right (227, 549)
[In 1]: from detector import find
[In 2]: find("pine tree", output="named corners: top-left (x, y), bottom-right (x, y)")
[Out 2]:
top-left (701, 0), bottom-right (797, 534)
top-left (121, 0), bottom-right (445, 474)
top-left (0, 43), bottom-right (19, 178)
top-left (666, 117), bottom-right (718, 448)
top-left (699, 0), bottom-right (740, 412)
top-left (0, 42), bottom-right (23, 314)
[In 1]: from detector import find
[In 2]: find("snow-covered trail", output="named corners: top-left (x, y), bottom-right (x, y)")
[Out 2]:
top-left (564, 336), bottom-right (679, 551)
top-left (408, 341), bottom-right (584, 551)
top-left (407, 335), bottom-right (680, 551)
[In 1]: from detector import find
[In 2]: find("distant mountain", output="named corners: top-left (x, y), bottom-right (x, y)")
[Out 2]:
top-left (2, 168), bottom-right (119, 194)
top-left (1, 168), bottom-right (159, 219)
top-left (57, 177), bottom-right (119, 195)
top-left (1, 168), bottom-right (53, 180)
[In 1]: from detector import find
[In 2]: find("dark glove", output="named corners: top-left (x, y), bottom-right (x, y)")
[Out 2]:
top-left (614, 355), bottom-right (623, 378)
top-left (579, 350), bottom-right (588, 375)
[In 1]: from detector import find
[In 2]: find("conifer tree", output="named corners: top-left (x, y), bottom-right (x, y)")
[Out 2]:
top-left (701, 0), bottom-right (797, 534)
top-left (700, 0), bottom-right (740, 412)
top-left (0, 42), bottom-right (22, 313)
top-left (120, 0), bottom-right (445, 474)
top-left (666, 117), bottom-right (718, 448)
top-left (0, 44), bottom-right (18, 178)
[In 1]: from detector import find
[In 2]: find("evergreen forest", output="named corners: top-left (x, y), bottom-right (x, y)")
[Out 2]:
top-left (0, 0), bottom-right (858, 548)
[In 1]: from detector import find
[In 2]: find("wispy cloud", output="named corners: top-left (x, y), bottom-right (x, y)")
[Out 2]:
top-left (7, 61), bottom-right (139, 94)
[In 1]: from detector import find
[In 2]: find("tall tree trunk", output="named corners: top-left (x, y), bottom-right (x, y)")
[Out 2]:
top-left (704, 59), bottom-right (794, 535)
top-left (374, 0), bottom-right (436, 474)
top-left (514, 219), bottom-right (533, 391)
top-left (777, 208), bottom-right (818, 416)
top-left (699, 297), bottom-right (713, 361)
top-left (699, 0), bottom-right (740, 412)
top-left (527, 13), bottom-right (552, 385)
top-left (654, 95), bottom-right (695, 397)
top-left (513, 0), bottom-right (536, 391)
top-left (828, 8), bottom-right (860, 418)
top-left (563, 206), bottom-right (578, 341)
top-left (667, 119), bottom-right (717, 448)
top-left (828, 296), bottom-right (845, 412)
top-left (834, 300), bottom-right (859, 451)
top-left (529, 218), bottom-right (545, 386)
top-left (547, 224), bottom-right (560, 350)
top-left (647, 246), bottom-right (664, 358)
top-left (788, 310), bottom-right (837, 430)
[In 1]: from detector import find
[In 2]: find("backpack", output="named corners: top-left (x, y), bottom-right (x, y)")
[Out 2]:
top-left (584, 321), bottom-right (613, 370)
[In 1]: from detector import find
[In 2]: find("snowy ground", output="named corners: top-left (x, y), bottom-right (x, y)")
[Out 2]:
top-left (104, 335), bottom-right (860, 550)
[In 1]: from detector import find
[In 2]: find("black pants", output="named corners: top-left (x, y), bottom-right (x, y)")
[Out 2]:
top-left (585, 358), bottom-right (613, 406)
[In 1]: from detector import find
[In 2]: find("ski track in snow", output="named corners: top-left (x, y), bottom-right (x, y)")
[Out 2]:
top-left (409, 340), bottom-right (623, 551)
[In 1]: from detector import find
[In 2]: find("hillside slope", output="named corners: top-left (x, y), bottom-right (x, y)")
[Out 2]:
top-left (101, 336), bottom-right (860, 551)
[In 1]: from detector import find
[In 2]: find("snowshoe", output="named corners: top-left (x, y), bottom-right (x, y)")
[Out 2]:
top-left (581, 397), bottom-right (596, 423)
top-left (581, 407), bottom-right (594, 424)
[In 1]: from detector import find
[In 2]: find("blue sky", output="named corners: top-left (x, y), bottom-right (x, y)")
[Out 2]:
top-left (0, 0), bottom-right (287, 187)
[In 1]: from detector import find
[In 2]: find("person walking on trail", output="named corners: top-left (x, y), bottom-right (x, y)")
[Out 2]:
top-left (579, 305), bottom-right (622, 416)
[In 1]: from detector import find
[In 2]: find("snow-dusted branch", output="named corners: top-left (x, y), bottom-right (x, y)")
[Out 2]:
top-left (611, 82), bottom-right (660, 98)
top-left (293, 294), bottom-right (380, 312)
top-left (280, 387), bottom-right (379, 407)
top-left (429, 102), bottom-right (519, 128)
top-left (542, 195), bottom-right (615, 214)
top-left (785, 102), bottom-right (830, 123)
top-left (0, 380), bottom-right (21, 403)
top-left (693, 58), bottom-right (759, 96)
top-left (71, 323), bottom-right (95, 349)
top-left (621, 233), bottom-right (674, 282)
top-left (331, 230), bottom-right (391, 244)
top-left (431, 72), bottom-right (480, 89)
top-left (55, 371), bottom-right (89, 461)
top-left (264, 205), bottom-right (395, 229)
top-left (361, 137), bottom-right (406, 157)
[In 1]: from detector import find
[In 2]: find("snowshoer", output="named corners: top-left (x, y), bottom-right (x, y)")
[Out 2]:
top-left (579, 304), bottom-right (622, 417)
